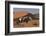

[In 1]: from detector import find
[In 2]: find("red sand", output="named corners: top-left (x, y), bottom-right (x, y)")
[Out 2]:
top-left (14, 11), bottom-right (28, 18)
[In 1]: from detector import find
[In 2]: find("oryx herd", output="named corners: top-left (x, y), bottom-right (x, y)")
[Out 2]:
top-left (14, 15), bottom-right (32, 25)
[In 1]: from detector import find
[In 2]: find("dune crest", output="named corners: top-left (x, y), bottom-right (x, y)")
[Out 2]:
top-left (14, 11), bottom-right (29, 18)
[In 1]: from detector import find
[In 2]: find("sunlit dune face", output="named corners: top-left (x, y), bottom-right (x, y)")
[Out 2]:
top-left (14, 11), bottom-right (28, 18)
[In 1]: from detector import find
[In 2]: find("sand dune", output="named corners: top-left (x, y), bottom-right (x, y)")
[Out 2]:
top-left (14, 11), bottom-right (32, 18)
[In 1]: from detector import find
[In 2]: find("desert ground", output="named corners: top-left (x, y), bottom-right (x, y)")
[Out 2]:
top-left (13, 19), bottom-right (39, 28)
